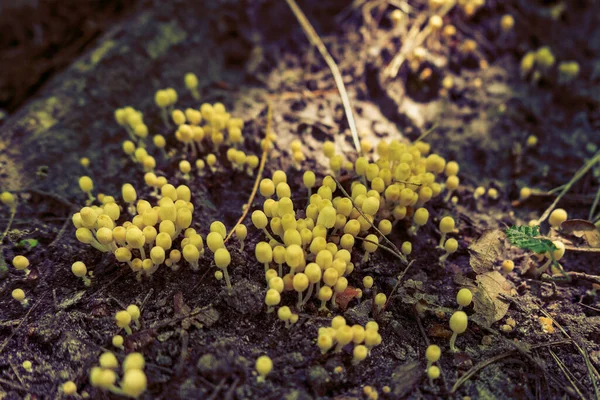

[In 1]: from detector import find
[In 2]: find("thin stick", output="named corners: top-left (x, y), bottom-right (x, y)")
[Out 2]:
top-left (0, 208), bottom-right (16, 244)
top-left (536, 151), bottom-right (600, 225)
top-left (414, 123), bottom-right (438, 143)
top-left (0, 295), bottom-right (44, 356)
top-left (450, 340), bottom-right (571, 393)
top-left (285, 0), bottom-right (361, 154)
top-left (539, 309), bottom-right (600, 398)
top-left (589, 186), bottom-right (600, 221)
top-left (224, 103), bottom-right (272, 243)
top-left (549, 349), bottom-right (587, 400)
top-left (334, 177), bottom-right (407, 264)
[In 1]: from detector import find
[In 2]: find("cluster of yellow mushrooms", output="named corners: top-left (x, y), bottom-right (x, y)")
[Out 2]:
top-left (1, 63), bottom-right (574, 398)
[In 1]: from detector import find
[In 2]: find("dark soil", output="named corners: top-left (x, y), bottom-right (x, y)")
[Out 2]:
top-left (0, 0), bottom-right (599, 399)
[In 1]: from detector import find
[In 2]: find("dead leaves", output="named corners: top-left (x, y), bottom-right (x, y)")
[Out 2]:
top-left (472, 271), bottom-right (513, 328)
top-left (174, 292), bottom-right (219, 331)
top-left (559, 219), bottom-right (600, 251)
top-left (468, 229), bottom-right (504, 274)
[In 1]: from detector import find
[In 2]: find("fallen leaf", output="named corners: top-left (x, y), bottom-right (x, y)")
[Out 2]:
top-left (560, 219), bottom-right (600, 248)
top-left (468, 229), bottom-right (504, 274)
top-left (391, 361), bottom-right (422, 398)
top-left (174, 292), bottom-right (219, 330)
top-left (335, 286), bottom-right (361, 311)
top-left (473, 271), bottom-right (513, 328)
top-left (428, 324), bottom-right (452, 338)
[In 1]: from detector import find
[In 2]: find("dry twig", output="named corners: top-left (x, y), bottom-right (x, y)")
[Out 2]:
top-left (285, 0), bottom-right (361, 154)
top-left (224, 103), bottom-right (272, 243)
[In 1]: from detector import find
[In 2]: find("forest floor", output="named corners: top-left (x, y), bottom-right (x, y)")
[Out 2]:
top-left (0, 0), bottom-right (600, 399)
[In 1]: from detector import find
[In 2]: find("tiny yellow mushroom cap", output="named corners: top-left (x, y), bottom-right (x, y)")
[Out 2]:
top-left (13, 255), bottom-right (30, 271)
top-left (259, 179), bottom-right (275, 198)
top-left (252, 210), bottom-right (268, 229)
top-left (378, 219), bottom-right (392, 236)
top-left (184, 72), bottom-right (198, 89)
top-left (303, 171), bottom-right (316, 189)
top-left (519, 187), bottom-right (532, 201)
top-left (285, 245), bottom-right (305, 269)
top-left (317, 206), bottom-right (337, 229)
top-left (351, 325), bottom-right (366, 344)
top-left (62, 381), bottom-right (77, 395)
top-left (304, 263), bottom-right (322, 283)
top-left (293, 273), bottom-right (309, 292)
top-left (182, 245), bottom-right (201, 264)
top-left (255, 355), bottom-right (273, 380)
top-left (550, 240), bottom-right (566, 261)
top-left (365, 321), bottom-right (379, 333)
top-left (149, 246), bottom-right (165, 265)
top-left (155, 90), bottom-right (170, 107)
top-left (210, 221), bottom-right (227, 238)
top-left (439, 216), bottom-right (455, 233)
top-left (97, 368), bottom-right (118, 389)
top-left (127, 304), bottom-right (141, 320)
top-left (401, 241), bottom-right (412, 255)
top-left (375, 293), bottom-right (387, 308)
top-left (363, 234), bottom-right (379, 253)
top-left (255, 242), bottom-right (273, 263)
top-left (363, 276), bottom-right (374, 289)
top-left (272, 170), bottom-right (287, 186)
top-left (456, 289), bottom-right (472, 307)
top-left (425, 344), bottom-right (441, 363)
top-left (115, 310), bottom-right (132, 328)
top-left (445, 161), bottom-right (460, 176)
top-left (278, 306), bottom-right (292, 321)
top-left (362, 197), bottom-right (380, 216)
top-left (265, 289), bottom-right (281, 307)
top-left (71, 261), bottom-right (87, 278)
top-left (79, 176), bottom-right (94, 193)
top-left (444, 238), bottom-right (459, 253)
top-left (331, 315), bottom-right (346, 329)
top-left (214, 248), bottom-right (231, 269)
top-left (99, 352), bottom-right (119, 369)
top-left (121, 369), bottom-right (147, 398)
top-left (502, 260), bottom-right (515, 273)
top-left (500, 14), bottom-right (514, 32)
top-left (269, 277), bottom-right (284, 293)
top-left (449, 311), bottom-right (468, 334)
top-left (123, 352), bottom-right (146, 372)
top-left (1, 191), bottom-right (16, 208)
top-left (205, 232), bottom-right (224, 253)
top-left (12, 288), bottom-right (25, 301)
top-left (336, 325), bottom-right (354, 347)
top-left (22, 360), bottom-right (32, 372)
top-left (323, 141), bottom-right (336, 158)
top-left (353, 345), bottom-right (368, 363)
top-left (235, 224), bottom-right (247, 241)
top-left (427, 365), bottom-right (440, 380)
top-left (318, 286), bottom-right (333, 302)
top-left (317, 334), bottom-right (334, 353)
top-left (115, 247), bottom-right (133, 263)
top-left (414, 208), bottom-right (429, 226)
top-left (112, 335), bottom-right (124, 348)
top-left (549, 208), bottom-right (568, 228)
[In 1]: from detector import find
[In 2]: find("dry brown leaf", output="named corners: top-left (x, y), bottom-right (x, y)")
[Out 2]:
top-left (468, 229), bottom-right (505, 274)
top-left (472, 271), bottom-right (513, 328)
top-left (560, 219), bottom-right (600, 248)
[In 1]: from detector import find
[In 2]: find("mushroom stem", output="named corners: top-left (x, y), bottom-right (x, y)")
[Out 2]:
top-left (439, 232), bottom-right (447, 248)
top-left (223, 268), bottom-right (232, 292)
top-left (449, 332), bottom-right (458, 352)
top-left (302, 283), bottom-right (314, 306)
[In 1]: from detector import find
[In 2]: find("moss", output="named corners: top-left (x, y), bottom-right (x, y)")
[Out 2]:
top-left (146, 22), bottom-right (188, 59)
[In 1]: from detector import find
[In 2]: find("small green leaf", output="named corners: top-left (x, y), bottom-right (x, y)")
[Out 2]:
top-left (505, 225), bottom-right (556, 254)
top-left (17, 239), bottom-right (39, 250)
